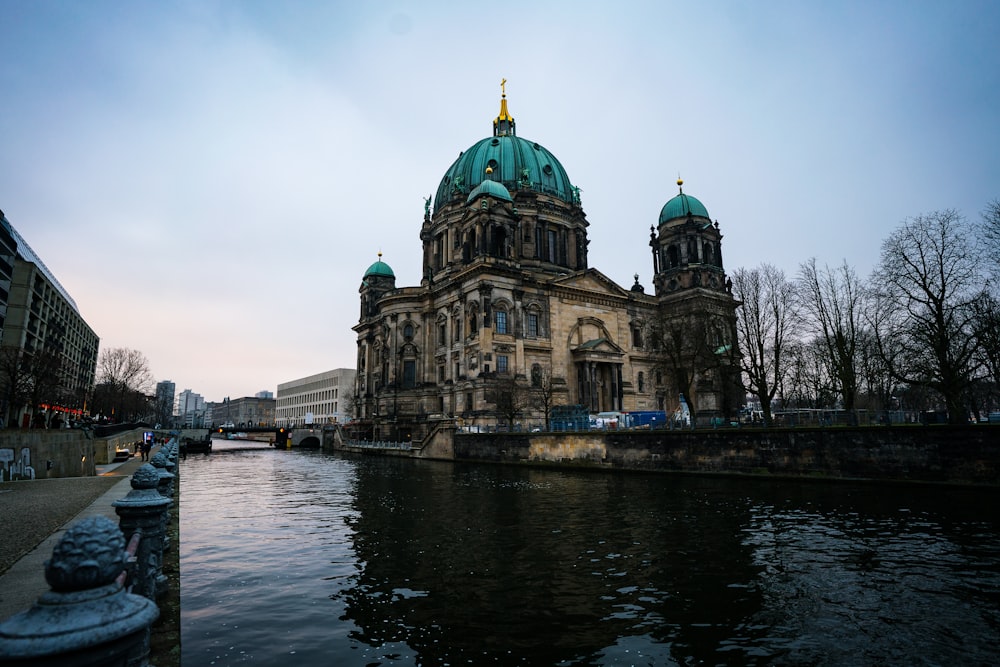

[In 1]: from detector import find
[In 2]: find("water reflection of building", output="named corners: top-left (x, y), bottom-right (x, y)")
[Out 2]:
top-left (340, 460), bottom-right (765, 664)
top-left (353, 86), bottom-right (742, 439)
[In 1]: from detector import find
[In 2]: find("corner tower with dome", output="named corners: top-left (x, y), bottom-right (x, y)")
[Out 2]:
top-left (353, 84), bottom-right (741, 439)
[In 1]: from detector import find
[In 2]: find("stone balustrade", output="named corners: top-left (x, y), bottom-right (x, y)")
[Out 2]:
top-left (0, 441), bottom-right (179, 665)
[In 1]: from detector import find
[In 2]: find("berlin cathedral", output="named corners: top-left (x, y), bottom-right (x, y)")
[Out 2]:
top-left (354, 83), bottom-right (742, 438)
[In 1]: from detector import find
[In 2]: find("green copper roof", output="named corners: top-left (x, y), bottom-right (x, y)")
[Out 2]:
top-left (363, 259), bottom-right (395, 279)
top-left (435, 135), bottom-right (575, 213)
top-left (466, 179), bottom-right (512, 203)
top-left (435, 86), bottom-right (577, 213)
top-left (659, 192), bottom-right (710, 224)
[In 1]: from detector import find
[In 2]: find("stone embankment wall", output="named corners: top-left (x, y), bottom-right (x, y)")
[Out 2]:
top-left (0, 427), bottom-right (172, 480)
top-left (0, 430), bottom-right (98, 480)
top-left (451, 426), bottom-right (1000, 485)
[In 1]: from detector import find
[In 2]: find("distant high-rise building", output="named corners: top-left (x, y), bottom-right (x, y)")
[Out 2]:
top-left (176, 389), bottom-right (206, 428)
top-left (255, 390), bottom-right (274, 399)
top-left (0, 210), bottom-right (99, 428)
top-left (155, 380), bottom-right (176, 427)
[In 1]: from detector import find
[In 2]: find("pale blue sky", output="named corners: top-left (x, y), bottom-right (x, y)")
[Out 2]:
top-left (3, 0), bottom-right (998, 402)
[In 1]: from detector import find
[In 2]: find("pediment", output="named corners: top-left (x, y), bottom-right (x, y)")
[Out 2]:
top-left (571, 337), bottom-right (625, 356)
top-left (551, 269), bottom-right (630, 298)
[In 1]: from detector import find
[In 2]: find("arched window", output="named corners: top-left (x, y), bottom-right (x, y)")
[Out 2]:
top-left (526, 310), bottom-right (539, 337)
top-left (531, 364), bottom-right (542, 387)
top-left (403, 323), bottom-right (414, 341)
top-left (495, 309), bottom-right (508, 334)
top-left (668, 245), bottom-right (680, 268)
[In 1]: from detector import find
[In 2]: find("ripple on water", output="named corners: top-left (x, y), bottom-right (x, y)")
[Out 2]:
top-left (182, 451), bottom-right (1000, 665)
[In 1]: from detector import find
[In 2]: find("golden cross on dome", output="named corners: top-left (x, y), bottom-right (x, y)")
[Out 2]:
top-left (501, 78), bottom-right (507, 97)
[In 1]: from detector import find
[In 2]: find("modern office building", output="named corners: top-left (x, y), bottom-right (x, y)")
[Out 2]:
top-left (0, 211), bottom-right (17, 340)
top-left (353, 88), bottom-right (742, 439)
top-left (276, 368), bottom-right (356, 428)
top-left (176, 389), bottom-right (206, 428)
top-left (0, 210), bottom-right (99, 427)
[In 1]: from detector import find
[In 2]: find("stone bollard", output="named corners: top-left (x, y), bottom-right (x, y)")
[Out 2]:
top-left (163, 442), bottom-right (178, 474)
top-left (149, 452), bottom-right (175, 499)
top-left (159, 446), bottom-right (177, 477)
top-left (113, 464), bottom-right (172, 600)
top-left (0, 516), bottom-right (159, 666)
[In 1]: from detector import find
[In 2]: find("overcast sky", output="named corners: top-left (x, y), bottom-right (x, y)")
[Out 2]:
top-left (3, 0), bottom-right (998, 403)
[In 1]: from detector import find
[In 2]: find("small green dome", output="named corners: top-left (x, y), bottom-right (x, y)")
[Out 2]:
top-left (659, 192), bottom-right (710, 224)
top-left (466, 179), bottom-right (512, 203)
top-left (363, 259), bottom-right (395, 279)
top-left (436, 135), bottom-right (574, 213)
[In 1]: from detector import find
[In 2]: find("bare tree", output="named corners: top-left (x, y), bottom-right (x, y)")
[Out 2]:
top-left (484, 373), bottom-right (534, 430)
top-left (94, 347), bottom-right (155, 422)
top-left (26, 347), bottom-right (67, 427)
top-left (857, 328), bottom-right (898, 414)
top-left (871, 209), bottom-right (983, 423)
top-left (642, 310), bottom-right (743, 420)
top-left (644, 312), bottom-right (715, 417)
top-left (971, 293), bottom-right (1000, 415)
top-left (0, 346), bottom-right (32, 427)
top-left (153, 391), bottom-right (174, 428)
top-left (981, 198), bottom-right (1000, 279)
top-left (530, 366), bottom-right (557, 430)
top-left (731, 264), bottom-right (797, 426)
top-left (782, 337), bottom-right (835, 409)
top-left (797, 258), bottom-right (867, 414)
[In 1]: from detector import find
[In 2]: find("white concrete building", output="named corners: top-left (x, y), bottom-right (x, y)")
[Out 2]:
top-left (276, 368), bottom-right (356, 428)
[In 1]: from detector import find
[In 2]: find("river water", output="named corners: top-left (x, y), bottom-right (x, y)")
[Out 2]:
top-left (180, 440), bottom-right (1000, 666)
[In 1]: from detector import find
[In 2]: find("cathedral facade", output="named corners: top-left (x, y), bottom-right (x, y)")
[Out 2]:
top-left (353, 87), bottom-right (741, 438)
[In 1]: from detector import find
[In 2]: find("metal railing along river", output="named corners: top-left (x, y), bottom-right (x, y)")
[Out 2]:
top-left (0, 442), bottom-right (179, 667)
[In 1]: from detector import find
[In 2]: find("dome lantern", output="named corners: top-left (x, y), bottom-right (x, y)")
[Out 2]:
top-left (434, 81), bottom-right (577, 213)
top-left (493, 78), bottom-right (515, 137)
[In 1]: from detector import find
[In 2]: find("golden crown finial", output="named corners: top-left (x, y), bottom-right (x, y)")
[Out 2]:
top-left (677, 176), bottom-right (684, 193)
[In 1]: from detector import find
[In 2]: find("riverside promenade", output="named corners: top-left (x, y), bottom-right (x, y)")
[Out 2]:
top-left (0, 443), bottom-right (180, 665)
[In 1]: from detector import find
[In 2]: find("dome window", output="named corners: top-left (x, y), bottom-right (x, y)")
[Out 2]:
top-left (542, 164), bottom-right (553, 176)
top-left (487, 159), bottom-right (498, 170)
top-left (491, 138), bottom-right (500, 146)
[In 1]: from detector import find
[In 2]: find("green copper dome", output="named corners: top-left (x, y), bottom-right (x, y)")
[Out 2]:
top-left (659, 181), bottom-right (710, 224)
top-left (466, 179), bottom-right (512, 203)
top-left (434, 89), bottom-right (576, 213)
top-left (363, 258), bottom-right (395, 279)
top-left (436, 135), bottom-right (574, 213)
